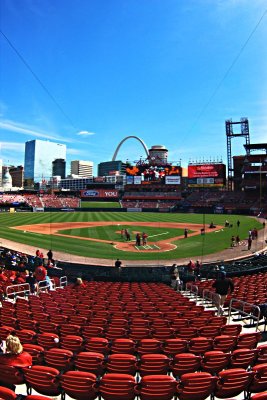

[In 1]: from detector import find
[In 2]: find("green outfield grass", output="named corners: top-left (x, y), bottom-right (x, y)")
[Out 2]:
top-left (0, 212), bottom-right (262, 260)
top-left (59, 225), bottom-right (186, 242)
top-left (81, 201), bottom-right (121, 208)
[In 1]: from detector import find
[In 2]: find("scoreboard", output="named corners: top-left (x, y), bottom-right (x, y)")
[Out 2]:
top-left (126, 164), bottom-right (181, 185)
top-left (188, 164), bottom-right (226, 187)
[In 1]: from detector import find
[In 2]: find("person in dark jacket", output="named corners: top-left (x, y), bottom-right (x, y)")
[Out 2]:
top-left (212, 271), bottom-right (234, 311)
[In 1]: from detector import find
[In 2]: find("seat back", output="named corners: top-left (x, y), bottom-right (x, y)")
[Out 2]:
top-left (23, 365), bottom-right (61, 396)
top-left (177, 372), bottom-right (217, 400)
top-left (250, 363), bottom-right (267, 394)
top-left (99, 373), bottom-right (136, 400)
top-left (44, 348), bottom-right (74, 370)
top-left (201, 351), bottom-right (230, 374)
top-left (215, 368), bottom-right (254, 398)
top-left (110, 338), bottom-right (136, 354)
top-left (60, 370), bottom-right (98, 400)
top-left (171, 353), bottom-right (201, 377)
top-left (0, 386), bottom-right (16, 400)
top-left (139, 354), bottom-right (170, 376)
top-left (138, 375), bottom-right (176, 400)
top-left (106, 354), bottom-right (137, 375)
top-left (23, 344), bottom-right (45, 365)
top-left (231, 348), bottom-right (258, 369)
top-left (74, 352), bottom-right (105, 375)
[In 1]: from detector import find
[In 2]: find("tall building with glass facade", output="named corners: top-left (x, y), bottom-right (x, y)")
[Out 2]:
top-left (24, 140), bottom-right (66, 185)
top-left (52, 158), bottom-right (66, 179)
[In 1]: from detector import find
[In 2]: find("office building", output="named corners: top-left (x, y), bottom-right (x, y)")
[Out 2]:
top-left (52, 158), bottom-right (66, 179)
top-left (60, 177), bottom-right (94, 190)
top-left (9, 166), bottom-right (24, 188)
top-left (71, 160), bottom-right (93, 178)
top-left (24, 140), bottom-right (66, 185)
top-left (98, 160), bottom-right (127, 177)
top-left (0, 159), bottom-right (2, 188)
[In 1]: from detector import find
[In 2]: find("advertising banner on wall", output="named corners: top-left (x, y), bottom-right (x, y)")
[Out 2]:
top-left (133, 176), bottom-right (142, 185)
top-left (165, 176), bottom-right (181, 185)
top-left (81, 189), bottom-right (119, 198)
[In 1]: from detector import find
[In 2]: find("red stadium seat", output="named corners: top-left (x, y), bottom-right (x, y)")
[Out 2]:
top-left (0, 386), bottom-right (16, 400)
top-left (201, 351), bottom-right (231, 374)
top-left (139, 354), bottom-right (170, 376)
top-left (171, 353), bottom-right (201, 377)
top-left (74, 352), bottom-right (105, 375)
top-left (249, 363), bottom-right (267, 395)
top-left (106, 354), bottom-right (138, 375)
top-left (137, 375), bottom-right (177, 400)
top-left (23, 366), bottom-right (61, 396)
top-left (99, 373), bottom-right (136, 400)
top-left (214, 368), bottom-right (254, 399)
top-left (60, 371), bottom-right (98, 400)
top-left (44, 348), bottom-right (74, 371)
top-left (110, 338), bottom-right (136, 354)
top-left (177, 372), bottom-right (217, 400)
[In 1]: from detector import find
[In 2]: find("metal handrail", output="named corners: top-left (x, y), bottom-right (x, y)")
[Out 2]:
top-left (185, 283), bottom-right (199, 299)
top-left (176, 283), bottom-right (184, 292)
top-left (6, 283), bottom-right (30, 300)
top-left (37, 278), bottom-right (55, 292)
top-left (202, 289), bottom-right (222, 314)
top-left (59, 276), bottom-right (67, 288)
top-left (228, 298), bottom-right (261, 331)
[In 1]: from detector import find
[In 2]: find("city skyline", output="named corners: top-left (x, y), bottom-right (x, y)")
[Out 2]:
top-left (0, 0), bottom-right (266, 174)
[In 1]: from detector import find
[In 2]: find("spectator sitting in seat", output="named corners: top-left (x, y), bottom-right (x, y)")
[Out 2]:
top-left (0, 334), bottom-right (32, 367)
top-left (73, 277), bottom-right (86, 288)
top-left (13, 272), bottom-right (25, 285)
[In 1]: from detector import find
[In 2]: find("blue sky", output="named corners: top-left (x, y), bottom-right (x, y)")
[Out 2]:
top-left (0, 0), bottom-right (266, 175)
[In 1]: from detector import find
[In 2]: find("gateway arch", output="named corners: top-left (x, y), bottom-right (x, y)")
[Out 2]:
top-left (112, 135), bottom-right (149, 161)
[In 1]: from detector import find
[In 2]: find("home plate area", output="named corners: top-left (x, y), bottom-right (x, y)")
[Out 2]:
top-left (135, 244), bottom-right (160, 251)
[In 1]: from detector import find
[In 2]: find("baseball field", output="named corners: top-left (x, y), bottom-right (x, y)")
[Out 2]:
top-left (0, 211), bottom-right (263, 261)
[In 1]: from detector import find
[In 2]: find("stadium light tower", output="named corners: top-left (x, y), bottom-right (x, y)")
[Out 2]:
top-left (225, 118), bottom-right (250, 191)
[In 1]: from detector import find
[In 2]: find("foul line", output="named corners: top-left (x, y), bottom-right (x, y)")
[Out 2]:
top-left (148, 232), bottom-right (169, 238)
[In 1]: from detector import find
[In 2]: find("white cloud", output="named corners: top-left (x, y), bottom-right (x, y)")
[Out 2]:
top-left (67, 148), bottom-right (81, 155)
top-left (77, 130), bottom-right (96, 136)
top-left (0, 119), bottom-right (73, 143)
top-left (0, 142), bottom-right (25, 152)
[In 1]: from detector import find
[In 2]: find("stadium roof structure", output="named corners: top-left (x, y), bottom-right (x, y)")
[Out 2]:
top-left (244, 143), bottom-right (267, 153)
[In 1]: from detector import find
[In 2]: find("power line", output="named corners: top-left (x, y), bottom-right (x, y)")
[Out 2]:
top-left (185, 8), bottom-right (267, 137)
top-left (0, 29), bottom-right (77, 130)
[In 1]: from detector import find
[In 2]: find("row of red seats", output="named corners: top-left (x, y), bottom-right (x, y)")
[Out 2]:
top-left (3, 328), bottom-right (261, 357)
top-left (3, 344), bottom-right (267, 377)
top-left (196, 272), bottom-right (267, 306)
top-left (1, 365), bottom-right (267, 400)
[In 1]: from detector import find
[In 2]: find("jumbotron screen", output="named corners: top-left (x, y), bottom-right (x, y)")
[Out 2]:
top-left (126, 164), bottom-right (181, 184)
top-left (188, 163), bottom-right (226, 187)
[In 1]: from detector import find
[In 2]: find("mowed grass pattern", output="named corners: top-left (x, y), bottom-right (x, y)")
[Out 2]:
top-left (81, 202), bottom-right (121, 208)
top-left (59, 225), bottom-right (186, 242)
top-left (0, 212), bottom-right (262, 260)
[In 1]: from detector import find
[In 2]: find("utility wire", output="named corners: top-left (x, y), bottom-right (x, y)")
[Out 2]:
top-left (185, 8), bottom-right (267, 136)
top-left (0, 29), bottom-right (77, 130)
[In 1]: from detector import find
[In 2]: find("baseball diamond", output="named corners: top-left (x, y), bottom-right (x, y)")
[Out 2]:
top-left (0, 211), bottom-right (264, 264)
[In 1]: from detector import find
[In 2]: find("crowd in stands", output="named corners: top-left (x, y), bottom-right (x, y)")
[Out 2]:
top-left (0, 194), bottom-right (80, 209)
top-left (121, 200), bottom-right (177, 209)
top-left (0, 247), bottom-right (63, 299)
top-left (183, 191), bottom-right (266, 213)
